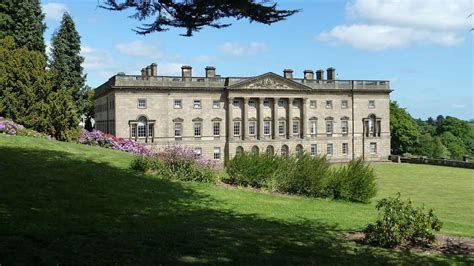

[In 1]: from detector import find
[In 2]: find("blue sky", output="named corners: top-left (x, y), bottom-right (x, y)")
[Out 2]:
top-left (41, 0), bottom-right (473, 120)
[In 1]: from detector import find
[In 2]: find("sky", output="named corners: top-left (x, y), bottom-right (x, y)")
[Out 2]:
top-left (40, 0), bottom-right (473, 120)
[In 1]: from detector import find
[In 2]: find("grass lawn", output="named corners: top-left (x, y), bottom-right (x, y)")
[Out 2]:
top-left (0, 134), bottom-right (473, 264)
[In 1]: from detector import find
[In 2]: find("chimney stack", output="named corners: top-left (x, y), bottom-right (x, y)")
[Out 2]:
top-left (283, 69), bottom-right (293, 79)
top-left (151, 63), bottom-right (157, 76)
top-left (327, 67), bottom-right (336, 80)
top-left (146, 66), bottom-right (152, 77)
top-left (181, 65), bottom-right (192, 80)
top-left (205, 66), bottom-right (216, 78)
top-left (316, 69), bottom-right (324, 80)
top-left (304, 70), bottom-right (314, 80)
top-left (141, 68), bottom-right (146, 77)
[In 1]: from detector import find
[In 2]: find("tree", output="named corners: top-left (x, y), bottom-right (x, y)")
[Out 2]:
top-left (0, 0), bottom-right (46, 54)
top-left (390, 101), bottom-right (420, 155)
top-left (49, 12), bottom-right (86, 113)
top-left (100, 0), bottom-right (299, 36)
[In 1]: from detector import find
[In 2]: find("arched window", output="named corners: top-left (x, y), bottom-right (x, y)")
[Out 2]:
top-left (364, 114), bottom-right (380, 137)
top-left (137, 116), bottom-right (147, 138)
top-left (236, 146), bottom-right (244, 156)
top-left (295, 144), bottom-right (303, 157)
top-left (251, 145), bottom-right (259, 155)
top-left (281, 145), bottom-right (289, 156)
top-left (266, 145), bottom-right (274, 155)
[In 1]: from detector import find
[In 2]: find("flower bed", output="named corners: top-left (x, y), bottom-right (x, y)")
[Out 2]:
top-left (79, 129), bottom-right (155, 156)
top-left (0, 117), bottom-right (48, 138)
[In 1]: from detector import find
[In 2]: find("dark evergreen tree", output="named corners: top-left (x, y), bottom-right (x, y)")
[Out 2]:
top-left (101, 0), bottom-right (299, 36)
top-left (0, 0), bottom-right (46, 54)
top-left (49, 12), bottom-right (86, 114)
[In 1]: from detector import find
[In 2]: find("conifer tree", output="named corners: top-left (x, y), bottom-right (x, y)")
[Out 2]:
top-left (0, 0), bottom-right (46, 54)
top-left (49, 12), bottom-right (86, 114)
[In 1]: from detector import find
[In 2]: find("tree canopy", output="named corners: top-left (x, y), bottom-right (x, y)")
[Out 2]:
top-left (100, 0), bottom-right (299, 36)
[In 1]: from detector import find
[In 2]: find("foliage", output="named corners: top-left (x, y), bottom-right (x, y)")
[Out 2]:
top-left (364, 193), bottom-right (442, 248)
top-left (49, 12), bottom-right (87, 114)
top-left (131, 145), bottom-right (217, 183)
top-left (0, 117), bottom-right (48, 138)
top-left (100, 0), bottom-right (299, 36)
top-left (79, 129), bottom-right (154, 156)
top-left (0, 0), bottom-right (46, 54)
top-left (390, 101), bottom-right (420, 155)
top-left (225, 153), bottom-right (377, 202)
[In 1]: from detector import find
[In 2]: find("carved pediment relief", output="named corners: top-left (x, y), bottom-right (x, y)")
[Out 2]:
top-left (246, 77), bottom-right (290, 90)
top-left (228, 72), bottom-right (310, 91)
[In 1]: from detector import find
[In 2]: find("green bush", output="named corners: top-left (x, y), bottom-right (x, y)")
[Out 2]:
top-left (62, 127), bottom-right (83, 142)
top-left (225, 153), bottom-right (283, 188)
top-left (364, 193), bottom-right (442, 247)
top-left (331, 158), bottom-right (376, 203)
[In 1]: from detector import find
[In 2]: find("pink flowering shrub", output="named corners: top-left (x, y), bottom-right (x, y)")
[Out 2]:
top-left (0, 117), bottom-right (48, 138)
top-left (79, 129), bottom-right (155, 156)
top-left (131, 145), bottom-right (218, 183)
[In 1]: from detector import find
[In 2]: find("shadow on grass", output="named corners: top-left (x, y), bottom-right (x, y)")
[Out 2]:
top-left (0, 146), bottom-right (471, 265)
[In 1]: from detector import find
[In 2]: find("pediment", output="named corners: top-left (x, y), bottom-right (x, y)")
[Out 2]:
top-left (227, 72), bottom-right (311, 91)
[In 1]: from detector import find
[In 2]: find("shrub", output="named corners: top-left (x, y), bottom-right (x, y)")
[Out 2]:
top-left (0, 117), bottom-right (49, 138)
top-left (331, 158), bottom-right (376, 203)
top-left (225, 153), bottom-right (282, 187)
top-left (79, 129), bottom-right (154, 156)
top-left (364, 193), bottom-right (442, 248)
top-left (63, 127), bottom-right (83, 142)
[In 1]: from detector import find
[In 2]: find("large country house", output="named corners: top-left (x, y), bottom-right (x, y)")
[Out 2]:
top-left (94, 64), bottom-right (391, 163)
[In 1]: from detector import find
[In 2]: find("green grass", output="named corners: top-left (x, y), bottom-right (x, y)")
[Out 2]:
top-left (0, 134), bottom-right (473, 264)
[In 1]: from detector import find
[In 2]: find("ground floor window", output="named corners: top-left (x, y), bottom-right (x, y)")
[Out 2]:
top-left (281, 145), bottom-right (289, 156)
top-left (194, 147), bottom-right (202, 159)
top-left (310, 144), bottom-right (317, 156)
top-left (213, 147), bottom-right (221, 160)
top-left (327, 143), bottom-right (333, 156)
top-left (370, 142), bottom-right (377, 154)
top-left (342, 143), bottom-right (348, 155)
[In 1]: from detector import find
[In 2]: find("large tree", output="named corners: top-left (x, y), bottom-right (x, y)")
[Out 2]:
top-left (0, 0), bottom-right (46, 54)
top-left (389, 101), bottom-right (420, 155)
top-left (49, 12), bottom-right (87, 114)
top-left (100, 0), bottom-right (299, 36)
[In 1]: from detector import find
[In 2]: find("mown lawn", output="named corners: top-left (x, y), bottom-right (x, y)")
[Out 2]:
top-left (0, 134), bottom-right (472, 264)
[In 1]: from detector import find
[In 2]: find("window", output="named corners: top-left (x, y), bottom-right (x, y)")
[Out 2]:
top-left (174, 99), bottom-right (182, 109)
top-left (138, 99), bottom-right (146, 109)
top-left (174, 122), bottom-right (182, 137)
top-left (281, 145), bottom-right (289, 156)
top-left (342, 143), bottom-right (348, 155)
top-left (233, 100), bottom-right (240, 108)
top-left (233, 121), bottom-right (241, 136)
top-left (292, 120), bottom-right (299, 135)
top-left (310, 120), bottom-right (317, 135)
top-left (251, 146), bottom-right (259, 155)
top-left (278, 100), bottom-right (284, 107)
top-left (325, 120), bottom-right (333, 136)
top-left (148, 124), bottom-right (154, 138)
top-left (341, 120), bottom-right (348, 135)
top-left (212, 100), bottom-right (220, 108)
top-left (292, 99), bottom-right (298, 107)
top-left (278, 121), bottom-right (285, 135)
top-left (236, 146), bottom-right (244, 155)
top-left (310, 100), bottom-right (317, 109)
top-left (368, 100), bottom-right (375, 109)
top-left (263, 121), bottom-right (271, 135)
top-left (248, 99), bottom-right (256, 108)
top-left (370, 142), bottom-right (377, 154)
top-left (213, 147), bottom-right (221, 160)
top-left (194, 148), bottom-right (202, 159)
top-left (327, 143), bottom-right (333, 156)
top-left (263, 99), bottom-right (270, 107)
top-left (137, 116), bottom-right (146, 137)
top-left (325, 100), bottom-right (333, 109)
top-left (310, 144), bottom-right (317, 156)
top-left (341, 100), bottom-right (348, 109)
top-left (213, 122), bottom-right (220, 136)
top-left (296, 144), bottom-right (303, 157)
top-left (131, 124), bottom-right (137, 138)
top-left (193, 100), bottom-right (202, 109)
top-left (249, 121), bottom-right (256, 136)
top-left (194, 122), bottom-right (202, 137)
top-left (266, 145), bottom-right (274, 154)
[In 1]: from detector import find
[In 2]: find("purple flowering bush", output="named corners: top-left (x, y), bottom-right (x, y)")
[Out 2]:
top-left (0, 117), bottom-right (48, 138)
top-left (131, 145), bottom-right (218, 183)
top-left (79, 129), bottom-right (155, 156)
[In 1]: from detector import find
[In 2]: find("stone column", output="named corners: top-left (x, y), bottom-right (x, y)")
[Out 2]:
top-left (273, 98), bottom-right (279, 139)
top-left (258, 97), bottom-right (265, 140)
top-left (287, 97), bottom-right (294, 139)
top-left (242, 97), bottom-right (249, 140)
top-left (228, 97), bottom-right (234, 141)
top-left (301, 98), bottom-right (307, 139)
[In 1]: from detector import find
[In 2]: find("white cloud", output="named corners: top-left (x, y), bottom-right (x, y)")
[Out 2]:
top-left (157, 63), bottom-right (184, 76)
top-left (115, 40), bottom-right (164, 58)
top-left (318, 24), bottom-right (462, 51)
top-left (218, 42), bottom-right (267, 56)
top-left (194, 55), bottom-right (219, 64)
top-left (81, 46), bottom-right (116, 72)
top-left (318, 0), bottom-right (469, 51)
top-left (42, 3), bottom-right (68, 22)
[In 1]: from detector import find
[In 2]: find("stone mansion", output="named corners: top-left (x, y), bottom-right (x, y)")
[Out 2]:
top-left (94, 64), bottom-right (391, 163)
